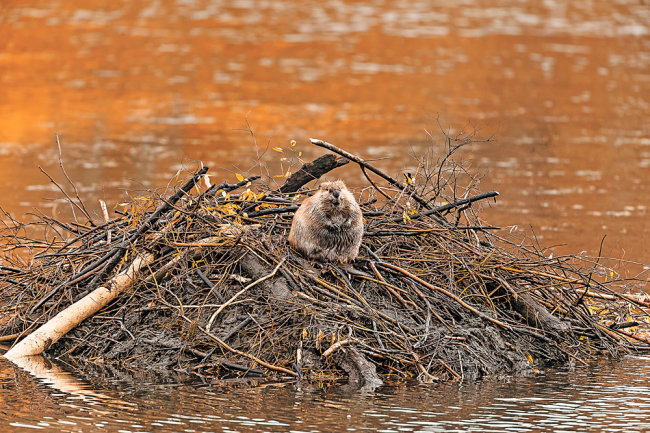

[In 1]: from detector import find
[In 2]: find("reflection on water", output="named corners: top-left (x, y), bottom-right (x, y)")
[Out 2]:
top-left (1, 355), bottom-right (650, 432)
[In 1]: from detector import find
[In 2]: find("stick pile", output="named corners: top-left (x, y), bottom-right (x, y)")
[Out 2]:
top-left (1, 138), bottom-right (649, 385)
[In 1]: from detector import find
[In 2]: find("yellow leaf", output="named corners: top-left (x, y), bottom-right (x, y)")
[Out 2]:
top-left (290, 139), bottom-right (296, 147)
top-left (235, 173), bottom-right (244, 182)
top-left (272, 147), bottom-right (283, 153)
top-left (527, 354), bottom-right (534, 364)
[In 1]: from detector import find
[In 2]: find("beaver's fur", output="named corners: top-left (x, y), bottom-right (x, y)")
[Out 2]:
top-left (288, 180), bottom-right (363, 262)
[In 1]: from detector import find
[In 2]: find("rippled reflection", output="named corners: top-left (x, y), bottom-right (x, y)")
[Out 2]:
top-left (1, 356), bottom-right (650, 432)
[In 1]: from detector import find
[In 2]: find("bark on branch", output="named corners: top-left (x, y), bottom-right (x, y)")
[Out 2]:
top-left (5, 252), bottom-right (154, 360)
top-left (310, 138), bottom-right (432, 209)
top-left (29, 167), bottom-right (209, 313)
top-left (278, 154), bottom-right (350, 194)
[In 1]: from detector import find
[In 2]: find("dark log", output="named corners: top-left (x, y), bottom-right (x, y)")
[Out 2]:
top-left (310, 138), bottom-right (432, 210)
top-left (238, 254), bottom-right (294, 301)
top-left (413, 191), bottom-right (499, 220)
top-left (493, 281), bottom-right (569, 335)
top-left (245, 206), bottom-right (298, 218)
top-left (387, 191), bottom-right (499, 224)
top-left (278, 154), bottom-right (350, 194)
top-left (364, 226), bottom-right (500, 236)
top-left (206, 176), bottom-right (262, 196)
top-left (333, 346), bottom-right (383, 388)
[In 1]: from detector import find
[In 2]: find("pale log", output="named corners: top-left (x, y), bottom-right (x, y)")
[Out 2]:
top-left (4, 252), bottom-right (154, 360)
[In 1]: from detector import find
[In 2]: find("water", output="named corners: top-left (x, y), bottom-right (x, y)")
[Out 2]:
top-left (2, 355), bottom-right (650, 432)
top-left (0, 0), bottom-right (648, 264)
top-left (1, 0), bottom-right (649, 430)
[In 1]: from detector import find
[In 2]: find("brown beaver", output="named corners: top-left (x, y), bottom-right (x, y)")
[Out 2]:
top-left (288, 180), bottom-right (363, 262)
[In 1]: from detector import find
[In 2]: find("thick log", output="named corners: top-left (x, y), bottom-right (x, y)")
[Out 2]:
top-left (278, 154), bottom-right (349, 194)
top-left (493, 280), bottom-right (569, 335)
top-left (4, 252), bottom-right (154, 360)
top-left (332, 346), bottom-right (383, 388)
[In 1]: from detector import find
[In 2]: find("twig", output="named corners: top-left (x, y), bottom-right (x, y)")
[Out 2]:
top-left (390, 191), bottom-right (499, 223)
top-left (310, 138), bottom-right (433, 209)
top-left (364, 226), bottom-right (500, 236)
top-left (379, 262), bottom-right (511, 330)
top-left (55, 135), bottom-right (95, 225)
top-left (206, 258), bottom-right (285, 332)
top-left (245, 206), bottom-right (298, 218)
top-left (322, 339), bottom-right (350, 358)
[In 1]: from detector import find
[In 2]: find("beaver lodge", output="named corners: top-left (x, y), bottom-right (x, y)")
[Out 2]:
top-left (1, 136), bottom-right (649, 387)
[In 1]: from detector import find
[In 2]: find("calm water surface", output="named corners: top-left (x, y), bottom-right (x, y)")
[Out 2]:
top-left (1, 355), bottom-right (650, 432)
top-left (0, 0), bottom-right (648, 264)
top-left (1, 1), bottom-right (649, 431)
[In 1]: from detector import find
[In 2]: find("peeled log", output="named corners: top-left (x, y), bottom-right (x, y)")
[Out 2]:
top-left (4, 252), bottom-right (154, 360)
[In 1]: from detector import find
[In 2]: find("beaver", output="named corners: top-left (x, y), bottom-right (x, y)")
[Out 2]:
top-left (288, 180), bottom-right (363, 262)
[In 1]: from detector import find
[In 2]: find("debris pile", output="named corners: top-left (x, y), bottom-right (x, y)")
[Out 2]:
top-left (1, 138), bottom-right (649, 385)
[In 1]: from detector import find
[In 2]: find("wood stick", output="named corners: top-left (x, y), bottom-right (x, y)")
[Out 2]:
top-left (245, 206), bottom-right (298, 218)
top-left (408, 191), bottom-right (499, 221)
top-left (29, 167), bottom-right (209, 313)
top-left (4, 251), bottom-right (154, 360)
top-left (167, 308), bottom-right (297, 377)
top-left (278, 154), bottom-right (349, 193)
top-left (310, 138), bottom-right (432, 209)
top-left (206, 258), bottom-right (284, 332)
top-left (0, 333), bottom-right (20, 342)
top-left (322, 339), bottom-right (350, 358)
top-left (379, 262), bottom-right (511, 330)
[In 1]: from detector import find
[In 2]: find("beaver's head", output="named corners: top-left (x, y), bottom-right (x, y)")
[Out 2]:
top-left (319, 180), bottom-right (347, 207)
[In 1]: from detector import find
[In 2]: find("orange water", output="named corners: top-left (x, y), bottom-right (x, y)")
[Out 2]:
top-left (0, 1), bottom-right (648, 270)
